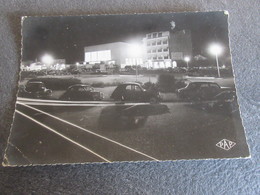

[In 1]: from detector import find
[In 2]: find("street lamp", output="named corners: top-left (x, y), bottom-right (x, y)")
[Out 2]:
top-left (208, 43), bottom-right (223, 78)
top-left (128, 44), bottom-right (143, 82)
top-left (184, 56), bottom-right (190, 69)
top-left (41, 54), bottom-right (54, 65)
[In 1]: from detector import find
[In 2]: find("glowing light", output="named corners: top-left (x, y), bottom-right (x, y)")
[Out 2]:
top-left (128, 44), bottom-right (143, 57)
top-left (41, 54), bottom-right (54, 65)
top-left (208, 43), bottom-right (223, 77)
top-left (209, 43), bottom-right (223, 56)
top-left (184, 56), bottom-right (190, 62)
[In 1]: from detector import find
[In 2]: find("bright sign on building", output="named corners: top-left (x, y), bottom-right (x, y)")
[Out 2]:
top-left (85, 50), bottom-right (112, 63)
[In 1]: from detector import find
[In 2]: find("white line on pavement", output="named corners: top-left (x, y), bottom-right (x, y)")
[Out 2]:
top-left (15, 109), bottom-right (111, 163)
top-left (17, 97), bottom-right (114, 104)
top-left (17, 101), bottom-right (150, 107)
top-left (18, 102), bottom-right (159, 161)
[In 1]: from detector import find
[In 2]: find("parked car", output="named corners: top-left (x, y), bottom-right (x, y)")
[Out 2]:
top-left (18, 81), bottom-right (52, 99)
top-left (177, 82), bottom-right (222, 101)
top-left (111, 82), bottom-right (161, 103)
top-left (201, 91), bottom-right (239, 113)
top-left (172, 67), bottom-right (187, 73)
top-left (60, 84), bottom-right (104, 101)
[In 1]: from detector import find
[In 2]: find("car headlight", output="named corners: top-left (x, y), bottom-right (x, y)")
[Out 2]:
top-left (101, 92), bottom-right (104, 99)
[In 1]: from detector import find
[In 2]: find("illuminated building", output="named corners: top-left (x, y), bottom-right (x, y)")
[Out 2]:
top-left (84, 42), bottom-right (143, 68)
top-left (143, 30), bottom-right (192, 69)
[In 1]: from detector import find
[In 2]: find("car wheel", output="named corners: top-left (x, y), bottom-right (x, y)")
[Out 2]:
top-left (121, 95), bottom-right (125, 101)
top-left (149, 97), bottom-right (158, 104)
top-left (230, 102), bottom-right (239, 113)
top-left (46, 90), bottom-right (52, 98)
top-left (201, 103), bottom-right (210, 112)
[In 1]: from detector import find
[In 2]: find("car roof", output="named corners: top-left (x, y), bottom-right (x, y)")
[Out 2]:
top-left (188, 81), bottom-right (218, 84)
top-left (27, 81), bottom-right (44, 84)
top-left (69, 84), bottom-right (90, 88)
top-left (120, 82), bottom-right (141, 85)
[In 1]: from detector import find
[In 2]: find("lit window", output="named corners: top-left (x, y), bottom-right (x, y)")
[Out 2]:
top-left (134, 85), bottom-right (142, 91)
top-left (85, 50), bottom-right (111, 62)
top-left (136, 58), bottom-right (143, 65)
top-left (97, 50), bottom-right (111, 61)
top-left (91, 52), bottom-right (98, 61)
top-left (85, 52), bottom-right (91, 61)
top-left (126, 85), bottom-right (132, 91)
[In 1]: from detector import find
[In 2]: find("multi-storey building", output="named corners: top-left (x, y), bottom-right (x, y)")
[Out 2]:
top-left (143, 31), bottom-right (171, 69)
top-left (143, 30), bottom-right (192, 69)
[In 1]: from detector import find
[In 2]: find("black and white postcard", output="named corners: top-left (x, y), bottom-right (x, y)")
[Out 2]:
top-left (3, 11), bottom-right (250, 166)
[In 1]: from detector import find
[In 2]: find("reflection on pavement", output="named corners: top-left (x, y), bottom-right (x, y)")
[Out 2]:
top-left (98, 104), bottom-right (170, 130)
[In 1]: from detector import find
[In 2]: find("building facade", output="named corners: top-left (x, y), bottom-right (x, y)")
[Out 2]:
top-left (84, 42), bottom-right (143, 68)
top-left (21, 58), bottom-right (67, 71)
top-left (84, 30), bottom-right (192, 69)
top-left (142, 31), bottom-right (171, 69)
top-left (143, 30), bottom-right (192, 69)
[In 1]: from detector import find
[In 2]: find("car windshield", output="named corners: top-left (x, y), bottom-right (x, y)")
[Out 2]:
top-left (78, 86), bottom-right (92, 92)
top-left (200, 83), bottom-right (209, 88)
top-left (209, 83), bottom-right (219, 88)
top-left (126, 85), bottom-right (142, 91)
top-left (134, 85), bottom-right (142, 91)
top-left (188, 83), bottom-right (198, 89)
top-left (27, 83), bottom-right (44, 90)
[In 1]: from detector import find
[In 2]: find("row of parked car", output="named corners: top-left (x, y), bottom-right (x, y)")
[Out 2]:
top-left (18, 80), bottom-right (239, 113)
top-left (18, 81), bottom-right (161, 103)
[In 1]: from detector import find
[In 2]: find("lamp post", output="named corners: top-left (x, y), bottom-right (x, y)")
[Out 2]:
top-left (135, 59), bottom-right (138, 82)
top-left (209, 43), bottom-right (223, 78)
top-left (184, 56), bottom-right (190, 69)
top-left (128, 44), bottom-right (142, 82)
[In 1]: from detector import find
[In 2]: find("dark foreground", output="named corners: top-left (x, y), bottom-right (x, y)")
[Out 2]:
top-left (4, 101), bottom-right (249, 165)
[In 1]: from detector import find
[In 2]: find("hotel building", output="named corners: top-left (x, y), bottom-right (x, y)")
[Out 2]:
top-left (143, 30), bottom-right (192, 69)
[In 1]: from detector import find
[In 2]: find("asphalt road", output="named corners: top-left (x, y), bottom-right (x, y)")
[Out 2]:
top-left (4, 101), bottom-right (249, 166)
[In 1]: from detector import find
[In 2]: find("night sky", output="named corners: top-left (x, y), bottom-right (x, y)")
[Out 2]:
top-left (22, 11), bottom-right (231, 64)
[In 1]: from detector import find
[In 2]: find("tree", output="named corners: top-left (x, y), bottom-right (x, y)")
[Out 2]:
top-left (157, 73), bottom-right (176, 92)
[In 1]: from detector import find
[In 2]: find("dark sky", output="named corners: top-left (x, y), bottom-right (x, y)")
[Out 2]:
top-left (22, 11), bottom-right (231, 64)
